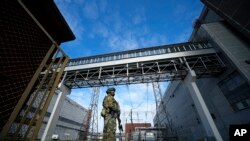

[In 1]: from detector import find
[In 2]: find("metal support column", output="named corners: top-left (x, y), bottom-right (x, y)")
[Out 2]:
top-left (89, 87), bottom-right (100, 140)
top-left (41, 82), bottom-right (71, 141)
top-left (184, 70), bottom-right (223, 141)
top-left (152, 82), bottom-right (162, 140)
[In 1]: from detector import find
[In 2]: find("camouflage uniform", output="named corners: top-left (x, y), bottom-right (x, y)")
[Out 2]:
top-left (101, 88), bottom-right (120, 141)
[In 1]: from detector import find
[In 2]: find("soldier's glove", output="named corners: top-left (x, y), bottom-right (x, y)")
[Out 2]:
top-left (110, 107), bottom-right (117, 112)
top-left (118, 118), bottom-right (121, 123)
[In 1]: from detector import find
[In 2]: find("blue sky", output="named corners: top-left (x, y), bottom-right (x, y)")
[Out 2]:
top-left (55, 0), bottom-right (203, 133)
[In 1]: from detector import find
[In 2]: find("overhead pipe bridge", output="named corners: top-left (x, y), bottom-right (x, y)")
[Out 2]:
top-left (63, 42), bottom-right (225, 88)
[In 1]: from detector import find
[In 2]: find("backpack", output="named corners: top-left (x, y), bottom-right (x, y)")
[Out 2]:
top-left (101, 96), bottom-right (107, 117)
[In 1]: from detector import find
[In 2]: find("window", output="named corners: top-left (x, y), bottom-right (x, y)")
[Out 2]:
top-left (236, 102), bottom-right (244, 110)
top-left (192, 44), bottom-right (197, 50)
top-left (78, 61), bottom-right (82, 65)
top-left (75, 61), bottom-right (79, 65)
top-left (235, 99), bottom-right (250, 110)
top-left (188, 45), bottom-right (193, 50)
top-left (177, 47), bottom-right (181, 52)
top-left (131, 53), bottom-right (136, 57)
top-left (122, 54), bottom-right (127, 59)
top-left (218, 71), bottom-right (250, 111)
top-left (198, 44), bottom-right (203, 49)
top-left (167, 48), bottom-right (171, 53)
top-left (117, 55), bottom-right (121, 60)
top-left (155, 49), bottom-right (160, 54)
top-left (178, 46), bottom-right (184, 52)
top-left (207, 43), bottom-right (212, 47)
top-left (184, 45), bottom-right (189, 51)
top-left (150, 50), bottom-right (154, 55)
top-left (141, 51), bottom-right (145, 56)
top-left (170, 47), bottom-right (175, 52)
top-left (83, 60), bottom-right (86, 64)
top-left (136, 52), bottom-right (140, 57)
top-left (147, 50), bottom-right (152, 55)
top-left (161, 49), bottom-right (166, 54)
top-left (182, 45), bottom-right (187, 51)
top-left (173, 47), bottom-right (177, 52)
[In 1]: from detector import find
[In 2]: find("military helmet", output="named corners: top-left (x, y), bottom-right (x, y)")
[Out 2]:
top-left (106, 87), bottom-right (116, 93)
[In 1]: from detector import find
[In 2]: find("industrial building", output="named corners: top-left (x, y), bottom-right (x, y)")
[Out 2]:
top-left (5, 90), bottom-right (88, 141)
top-left (154, 0), bottom-right (250, 140)
top-left (1, 0), bottom-right (249, 140)
top-left (125, 123), bottom-right (151, 141)
top-left (37, 93), bottom-right (88, 140)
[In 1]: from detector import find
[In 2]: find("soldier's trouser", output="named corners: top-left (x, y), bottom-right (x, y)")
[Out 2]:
top-left (103, 114), bottom-right (116, 141)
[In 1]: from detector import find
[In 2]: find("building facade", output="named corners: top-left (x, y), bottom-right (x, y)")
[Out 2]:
top-left (154, 0), bottom-right (250, 141)
top-left (38, 93), bottom-right (88, 140)
top-left (125, 123), bottom-right (151, 141)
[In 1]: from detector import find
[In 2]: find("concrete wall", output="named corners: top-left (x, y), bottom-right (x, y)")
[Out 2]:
top-left (155, 22), bottom-right (250, 141)
top-left (156, 81), bottom-right (206, 141)
top-left (37, 93), bottom-right (88, 140)
top-left (201, 22), bottom-right (250, 82)
top-left (157, 78), bottom-right (250, 140)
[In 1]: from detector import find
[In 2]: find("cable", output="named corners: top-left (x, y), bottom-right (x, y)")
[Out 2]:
top-left (146, 83), bottom-right (149, 121)
top-left (126, 84), bottom-right (134, 108)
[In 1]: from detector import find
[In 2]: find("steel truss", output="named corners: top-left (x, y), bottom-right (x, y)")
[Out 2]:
top-left (89, 87), bottom-right (100, 140)
top-left (152, 82), bottom-right (176, 139)
top-left (64, 54), bottom-right (225, 88)
top-left (0, 43), bottom-right (69, 140)
top-left (80, 87), bottom-right (100, 141)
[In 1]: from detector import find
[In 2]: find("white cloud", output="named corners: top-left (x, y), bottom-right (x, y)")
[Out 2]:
top-left (92, 22), bottom-right (109, 38)
top-left (77, 2), bottom-right (169, 53)
top-left (83, 1), bottom-right (99, 19)
top-left (105, 28), bottom-right (168, 52)
top-left (173, 28), bottom-right (191, 43)
top-left (108, 34), bottom-right (139, 51)
top-left (132, 6), bottom-right (146, 25)
top-left (55, 0), bottom-right (85, 41)
top-left (68, 82), bottom-right (168, 133)
top-left (67, 89), bottom-right (91, 108)
top-left (139, 33), bottom-right (168, 48)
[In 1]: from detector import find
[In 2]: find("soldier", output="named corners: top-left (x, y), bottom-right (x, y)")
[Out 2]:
top-left (101, 87), bottom-right (123, 141)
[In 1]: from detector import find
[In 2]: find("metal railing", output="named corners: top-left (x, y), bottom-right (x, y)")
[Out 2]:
top-left (67, 42), bottom-right (212, 67)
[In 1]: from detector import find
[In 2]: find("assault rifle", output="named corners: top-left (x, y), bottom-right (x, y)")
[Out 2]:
top-left (118, 117), bottom-right (123, 141)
